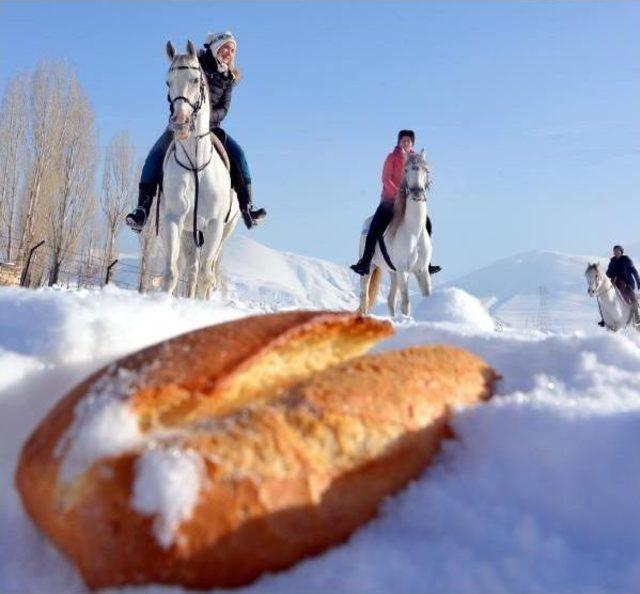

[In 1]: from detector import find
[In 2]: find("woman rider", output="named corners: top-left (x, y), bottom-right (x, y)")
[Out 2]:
top-left (126, 31), bottom-right (266, 232)
top-left (350, 129), bottom-right (441, 276)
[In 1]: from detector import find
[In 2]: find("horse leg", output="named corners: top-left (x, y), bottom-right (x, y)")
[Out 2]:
top-left (197, 220), bottom-right (223, 300)
top-left (358, 274), bottom-right (370, 315)
top-left (415, 268), bottom-right (432, 297)
top-left (399, 272), bottom-right (410, 316)
top-left (182, 234), bottom-right (199, 299)
top-left (162, 220), bottom-right (181, 295)
top-left (387, 273), bottom-right (398, 317)
top-left (207, 239), bottom-right (227, 298)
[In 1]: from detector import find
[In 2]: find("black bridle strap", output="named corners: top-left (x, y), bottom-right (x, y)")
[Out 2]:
top-left (167, 64), bottom-right (206, 117)
top-left (378, 236), bottom-right (396, 271)
top-left (172, 142), bottom-right (213, 247)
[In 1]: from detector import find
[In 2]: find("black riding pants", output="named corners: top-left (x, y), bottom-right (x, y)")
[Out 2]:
top-left (139, 127), bottom-right (249, 194)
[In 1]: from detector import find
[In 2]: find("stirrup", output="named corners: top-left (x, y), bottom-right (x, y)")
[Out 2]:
top-left (125, 207), bottom-right (147, 233)
top-left (350, 260), bottom-right (370, 276)
top-left (250, 207), bottom-right (266, 220)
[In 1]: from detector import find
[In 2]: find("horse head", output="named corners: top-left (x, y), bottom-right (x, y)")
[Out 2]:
top-left (585, 262), bottom-right (603, 297)
top-left (403, 150), bottom-right (430, 201)
top-left (165, 40), bottom-right (207, 140)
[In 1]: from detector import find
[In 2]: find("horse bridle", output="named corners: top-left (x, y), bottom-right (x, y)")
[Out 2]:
top-left (403, 159), bottom-right (429, 202)
top-left (165, 62), bottom-right (213, 247)
top-left (589, 270), bottom-right (614, 298)
top-left (166, 64), bottom-right (206, 130)
top-left (405, 185), bottom-right (427, 201)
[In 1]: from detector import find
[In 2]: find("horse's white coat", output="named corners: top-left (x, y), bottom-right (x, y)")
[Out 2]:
top-left (585, 263), bottom-right (639, 332)
top-left (358, 151), bottom-right (433, 316)
top-left (161, 41), bottom-right (239, 299)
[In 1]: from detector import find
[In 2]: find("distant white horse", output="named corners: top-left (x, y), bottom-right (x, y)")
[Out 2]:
top-left (358, 151), bottom-right (432, 316)
top-left (161, 40), bottom-right (239, 299)
top-left (585, 263), bottom-right (639, 332)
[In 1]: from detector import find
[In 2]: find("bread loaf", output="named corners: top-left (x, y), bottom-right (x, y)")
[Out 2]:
top-left (16, 311), bottom-right (497, 590)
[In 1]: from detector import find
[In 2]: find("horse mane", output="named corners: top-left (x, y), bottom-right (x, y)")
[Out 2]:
top-left (387, 184), bottom-right (407, 240)
top-left (387, 153), bottom-right (430, 240)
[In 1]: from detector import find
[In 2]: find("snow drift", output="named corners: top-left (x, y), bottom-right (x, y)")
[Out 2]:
top-left (1, 276), bottom-right (639, 594)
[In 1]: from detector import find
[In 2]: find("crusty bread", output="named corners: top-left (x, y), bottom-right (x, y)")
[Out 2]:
top-left (16, 311), bottom-right (497, 590)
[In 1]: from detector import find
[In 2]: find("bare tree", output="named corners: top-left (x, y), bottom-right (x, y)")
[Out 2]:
top-left (134, 161), bottom-right (160, 292)
top-left (71, 199), bottom-right (106, 289)
top-left (45, 74), bottom-right (98, 285)
top-left (0, 75), bottom-right (28, 262)
top-left (17, 61), bottom-right (67, 264)
top-left (100, 132), bottom-right (136, 278)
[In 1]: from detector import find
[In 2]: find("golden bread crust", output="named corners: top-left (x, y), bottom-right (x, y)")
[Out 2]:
top-left (15, 311), bottom-right (496, 590)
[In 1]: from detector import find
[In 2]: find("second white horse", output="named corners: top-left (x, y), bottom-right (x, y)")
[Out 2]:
top-left (358, 151), bottom-right (433, 316)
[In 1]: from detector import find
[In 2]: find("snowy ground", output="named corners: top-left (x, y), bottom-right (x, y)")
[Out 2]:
top-left (1, 284), bottom-right (639, 594)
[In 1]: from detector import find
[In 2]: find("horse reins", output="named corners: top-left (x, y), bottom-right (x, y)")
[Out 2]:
top-left (166, 64), bottom-right (206, 123)
top-left (165, 63), bottom-right (210, 247)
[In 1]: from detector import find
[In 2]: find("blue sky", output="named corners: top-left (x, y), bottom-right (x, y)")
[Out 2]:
top-left (1, 1), bottom-right (639, 279)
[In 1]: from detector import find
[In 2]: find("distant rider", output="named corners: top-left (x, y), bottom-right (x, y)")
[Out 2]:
top-left (126, 31), bottom-right (266, 232)
top-left (350, 129), bottom-right (441, 276)
top-left (598, 244), bottom-right (640, 326)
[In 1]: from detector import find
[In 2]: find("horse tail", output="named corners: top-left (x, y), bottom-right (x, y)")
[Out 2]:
top-left (367, 267), bottom-right (382, 312)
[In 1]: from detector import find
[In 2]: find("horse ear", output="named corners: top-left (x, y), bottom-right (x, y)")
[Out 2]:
top-left (186, 40), bottom-right (197, 58)
top-left (420, 148), bottom-right (425, 158)
top-left (166, 41), bottom-right (176, 61)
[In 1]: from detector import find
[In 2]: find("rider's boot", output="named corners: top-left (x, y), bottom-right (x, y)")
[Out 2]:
top-left (350, 237), bottom-right (376, 276)
top-left (351, 204), bottom-right (394, 276)
top-left (237, 183), bottom-right (266, 230)
top-left (126, 183), bottom-right (157, 233)
top-left (425, 216), bottom-right (442, 275)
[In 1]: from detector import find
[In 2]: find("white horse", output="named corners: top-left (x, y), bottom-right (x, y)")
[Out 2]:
top-left (585, 263), bottom-right (639, 332)
top-left (161, 40), bottom-right (239, 299)
top-left (358, 151), bottom-right (432, 316)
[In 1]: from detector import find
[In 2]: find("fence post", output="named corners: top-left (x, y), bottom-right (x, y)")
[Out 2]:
top-left (105, 259), bottom-right (118, 286)
top-left (20, 240), bottom-right (45, 287)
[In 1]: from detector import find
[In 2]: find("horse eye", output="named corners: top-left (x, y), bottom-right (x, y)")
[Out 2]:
top-left (192, 77), bottom-right (199, 84)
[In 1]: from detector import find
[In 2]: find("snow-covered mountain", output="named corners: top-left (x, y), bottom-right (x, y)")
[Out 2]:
top-left (220, 235), bottom-right (358, 310)
top-left (119, 235), bottom-right (359, 311)
top-left (449, 250), bottom-right (606, 332)
top-left (119, 237), bottom-right (637, 334)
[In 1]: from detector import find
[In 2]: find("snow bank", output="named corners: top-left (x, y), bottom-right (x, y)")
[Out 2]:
top-left (1, 284), bottom-right (639, 594)
top-left (0, 348), bottom-right (44, 392)
top-left (0, 286), bottom-right (250, 365)
top-left (412, 287), bottom-right (495, 332)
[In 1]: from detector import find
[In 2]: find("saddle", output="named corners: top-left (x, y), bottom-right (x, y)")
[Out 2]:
top-left (614, 279), bottom-right (638, 306)
top-left (209, 132), bottom-right (230, 171)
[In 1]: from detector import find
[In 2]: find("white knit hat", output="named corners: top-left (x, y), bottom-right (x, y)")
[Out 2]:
top-left (204, 31), bottom-right (237, 57)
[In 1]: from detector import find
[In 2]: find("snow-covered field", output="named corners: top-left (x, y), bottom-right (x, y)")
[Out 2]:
top-left (1, 253), bottom-right (639, 593)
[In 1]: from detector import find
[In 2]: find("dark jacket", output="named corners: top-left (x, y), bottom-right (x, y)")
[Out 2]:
top-left (198, 49), bottom-right (235, 128)
top-left (606, 255), bottom-right (640, 290)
